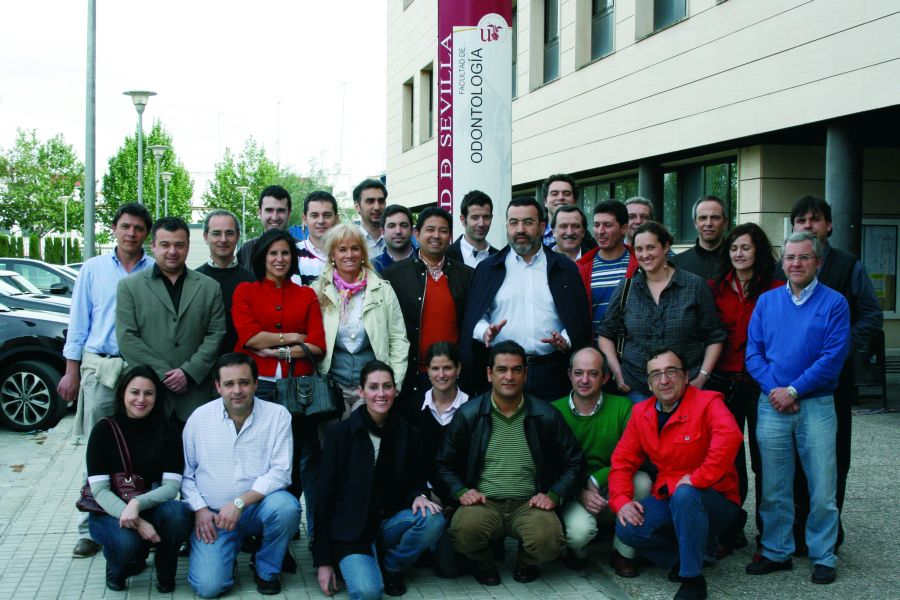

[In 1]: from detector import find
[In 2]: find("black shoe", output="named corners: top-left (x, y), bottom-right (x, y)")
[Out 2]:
top-left (668, 561), bottom-right (714, 583)
top-left (177, 542), bottom-right (190, 557)
top-left (155, 581), bottom-right (175, 593)
top-left (282, 549), bottom-right (298, 574)
top-left (73, 538), bottom-right (101, 558)
top-left (254, 572), bottom-right (282, 595)
top-left (382, 570), bottom-right (407, 596)
top-left (745, 557), bottom-right (792, 575)
top-left (471, 561), bottom-right (501, 586)
top-left (811, 564), bottom-right (836, 584)
top-left (513, 561), bottom-right (539, 583)
top-left (674, 575), bottom-right (707, 600)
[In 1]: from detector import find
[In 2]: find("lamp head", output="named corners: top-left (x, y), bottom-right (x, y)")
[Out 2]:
top-left (123, 90), bottom-right (157, 114)
top-left (236, 186), bottom-right (250, 196)
top-left (150, 145), bottom-right (167, 160)
top-left (161, 171), bottom-right (174, 185)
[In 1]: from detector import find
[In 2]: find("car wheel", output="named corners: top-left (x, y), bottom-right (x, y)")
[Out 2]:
top-left (0, 360), bottom-right (65, 432)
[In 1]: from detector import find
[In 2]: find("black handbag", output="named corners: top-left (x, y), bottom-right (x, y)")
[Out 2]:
top-left (615, 276), bottom-right (633, 358)
top-left (76, 417), bottom-right (146, 515)
top-left (273, 342), bottom-right (343, 420)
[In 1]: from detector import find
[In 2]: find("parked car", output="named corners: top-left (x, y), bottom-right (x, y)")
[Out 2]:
top-left (0, 258), bottom-right (79, 297)
top-left (0, 270), bottom-right (70, 314)
top-left (0, 301), bottom-right (68, 431)
top-left (66, 262), bottom-right (83, 271)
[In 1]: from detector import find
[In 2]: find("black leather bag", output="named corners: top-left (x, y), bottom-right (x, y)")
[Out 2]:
top-left (76, 417), bottom-right (146, 515)
top-left (273, 342), bottom-right (343, 420)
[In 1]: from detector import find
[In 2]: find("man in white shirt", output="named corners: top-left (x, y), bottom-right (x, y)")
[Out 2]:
top-left (460, 198), bottom-right (591, 400)
top-left (182, 353), bottom-right (301, 597)
top-left (353, 178), bottom-right (387, 256)
top-left (446, 190), bottom-right (498, 267)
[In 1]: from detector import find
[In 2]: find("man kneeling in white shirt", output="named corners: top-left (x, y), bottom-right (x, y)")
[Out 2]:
top-left (182, 353), bottom-right (300, 597)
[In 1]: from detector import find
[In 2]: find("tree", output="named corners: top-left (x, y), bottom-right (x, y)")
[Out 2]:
top-left (204, 138), bottom-right (333, 237)
top-left (100, 120), bottom-right (194, 225)
top-left (0, 129), bottom-right (85, 237)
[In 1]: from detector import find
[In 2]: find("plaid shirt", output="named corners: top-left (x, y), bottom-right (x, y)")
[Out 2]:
top-left (598, 267), bottom-right (726, 396)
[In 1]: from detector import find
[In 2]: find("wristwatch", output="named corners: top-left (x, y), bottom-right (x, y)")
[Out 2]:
top-left (787, 386), bottom-right (799, 399)
top-left (233, 497), bottom-right (245, 511)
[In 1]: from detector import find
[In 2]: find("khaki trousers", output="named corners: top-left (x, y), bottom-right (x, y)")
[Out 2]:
top-left (449, 498), bottom-right (565, 566)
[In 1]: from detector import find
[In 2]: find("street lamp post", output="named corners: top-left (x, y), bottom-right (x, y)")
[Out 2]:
top-left (123, 90), bottom-right (157, 205)
top-left (161, 171), bottom-right (173, 217)
top-left (149, 145), bottom-right (167, 221)
top-left (59, 195), bottom-right (70, 264)
top-left (236, 185), bottom-right (250, 239)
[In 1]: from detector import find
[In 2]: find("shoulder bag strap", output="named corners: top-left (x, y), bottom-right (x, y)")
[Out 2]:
top-left (103, 417), bottom-right (135, 476)
top-left (294, 342), bottom-right (322, 376)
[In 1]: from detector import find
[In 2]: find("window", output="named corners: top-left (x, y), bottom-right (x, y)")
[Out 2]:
top-left (580, 177), bottom-right (638, 217)
top-left (418, 65), bottom-right (433, 143)
top-left (591, 0), bottom-right (614, 60)
top-left (543, 0), bottom-right (560, 83)
top-left (663, 158), bottom-right (737, 244)
top-left (401, 78), bottom-right (414, 151)
top-left (653, 0), bottom-right (686, 31)
top-left (512, 8), bottom-right (518, 97)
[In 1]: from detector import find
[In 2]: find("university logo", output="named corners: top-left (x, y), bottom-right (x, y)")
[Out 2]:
top-left (478, 13), bottom-right (508, 43)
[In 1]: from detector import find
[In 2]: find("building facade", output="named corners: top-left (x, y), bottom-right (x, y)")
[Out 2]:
top-left (386, 0), bottom-right (900, 344)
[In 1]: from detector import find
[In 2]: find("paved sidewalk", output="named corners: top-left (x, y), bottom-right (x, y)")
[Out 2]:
top-left (0, 396), bottom-right (896, 600)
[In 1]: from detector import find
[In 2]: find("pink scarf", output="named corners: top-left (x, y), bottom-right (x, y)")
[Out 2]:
top-left (333, 270), bottom-right (367, 318)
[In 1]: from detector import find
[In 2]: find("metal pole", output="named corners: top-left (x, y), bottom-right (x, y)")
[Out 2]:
top-left (164, 181), bottom-right (169, 216)
top-left (64, 199), bottom-right (69, 264)
top-left (154, 154), bottom-right (162, 220)
top-left (84, 0), bottom-right (96, 258)
top-left (136, 110), bottom-right (144, 204)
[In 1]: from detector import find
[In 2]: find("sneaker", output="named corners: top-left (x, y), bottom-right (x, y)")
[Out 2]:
top-left (745, 556), bottom-right (792, 575)
top-left (811, 564), bottom-right (836, 584)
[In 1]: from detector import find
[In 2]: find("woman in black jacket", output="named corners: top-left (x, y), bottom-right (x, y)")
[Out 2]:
top-left (86, 365), bottom-right (192, 592)
top-left (315, 360), bottom-right (444, 600)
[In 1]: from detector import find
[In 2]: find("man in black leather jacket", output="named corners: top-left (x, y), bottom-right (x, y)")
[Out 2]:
top-left (436, 341), bottom-right (585, 586)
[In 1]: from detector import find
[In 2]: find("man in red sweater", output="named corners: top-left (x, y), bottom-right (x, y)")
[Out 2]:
top-left (609, 347), bottom-right (743, 600)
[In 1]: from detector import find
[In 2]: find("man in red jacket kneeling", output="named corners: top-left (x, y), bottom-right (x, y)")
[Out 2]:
top-left (609, 347), bottom-right (743, 600)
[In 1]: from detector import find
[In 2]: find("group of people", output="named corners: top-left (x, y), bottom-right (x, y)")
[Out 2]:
top-left (59, 174), bottom-right (880, 600)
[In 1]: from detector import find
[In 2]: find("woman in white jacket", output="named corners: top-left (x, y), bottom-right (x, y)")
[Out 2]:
top-left (312, 223), bottom-right (409, 418)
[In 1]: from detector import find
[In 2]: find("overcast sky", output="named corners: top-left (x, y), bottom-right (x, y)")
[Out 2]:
top-left (0, 0), bottom-right (388, 201)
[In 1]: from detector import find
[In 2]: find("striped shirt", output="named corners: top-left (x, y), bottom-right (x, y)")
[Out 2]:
top-left (294, 239), bottom-right (327, 286)
top-left (477, 398), bottom-right (536, 500)
top-left (590, 248), bottom-right (630, 335)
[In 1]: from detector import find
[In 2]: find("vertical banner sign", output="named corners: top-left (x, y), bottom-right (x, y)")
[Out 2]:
top-left (437, 0), bottom-right (512, 242)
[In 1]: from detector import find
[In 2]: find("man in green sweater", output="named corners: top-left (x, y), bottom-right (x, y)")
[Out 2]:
top-left (552, 347), bottom-right (650, 577)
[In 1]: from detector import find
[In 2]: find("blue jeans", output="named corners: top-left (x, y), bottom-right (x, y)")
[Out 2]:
top-left (188, 490), bottom-right (302, 598)
top-left (756, 393), bottom-right (838, 567)
top-left (616, 486), bottom-right (738, 578)
top-left (339, 509), bottom-right (445, 600)
top-left (89, 499), bottom-right (192, 584)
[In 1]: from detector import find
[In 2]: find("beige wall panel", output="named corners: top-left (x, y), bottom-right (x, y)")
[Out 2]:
top-left (758, 178), bottom-right (825, 214)
top-left (739, 146), bottom-right (762, 181)
top-left (759, 146), bottom-right (825, 180)
top-left (863, 181), bottom-right (900, 215)
top-left (738, 177), bottom-right (762, 215)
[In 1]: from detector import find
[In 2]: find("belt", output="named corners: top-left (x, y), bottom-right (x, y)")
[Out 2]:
top-left (525, 353), bottom-right (561, 365)
top-left (94, 352), bottom-right (122, 359)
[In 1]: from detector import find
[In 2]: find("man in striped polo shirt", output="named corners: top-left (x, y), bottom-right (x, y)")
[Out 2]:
top-left (437, 341), bottom-right (585, 586)
top-left (577, 201), bottom-right (636, 340)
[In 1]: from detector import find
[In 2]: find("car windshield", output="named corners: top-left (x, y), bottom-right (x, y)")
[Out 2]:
top-left (0, 273), bottom-right (42, 295)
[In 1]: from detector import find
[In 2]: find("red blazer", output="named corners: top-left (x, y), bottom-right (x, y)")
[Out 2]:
top-left (608, 386), bottom-right (742, 513)
top-left (576, 244), bottom-right (640, 305)
top-left (232, 279), bottom-right (326, 377)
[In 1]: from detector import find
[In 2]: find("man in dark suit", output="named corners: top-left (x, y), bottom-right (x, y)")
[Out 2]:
top-left (460, 197), bottom-right (591, 400)
top-left (446, 190), bottom-right (499, 268)
top-left (116, 216), bottom-right (226, 424)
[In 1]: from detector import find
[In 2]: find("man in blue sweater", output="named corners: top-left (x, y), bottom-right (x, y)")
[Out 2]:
top-left (744, 232), bottom-right (849, 586)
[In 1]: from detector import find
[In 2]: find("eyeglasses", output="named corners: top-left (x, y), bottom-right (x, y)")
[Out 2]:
top-left (507, 219), bottom-right (537, 228)
top-left (647, 367), bottom-right (685, 382)
top-left (783, 254), bottom-right (814, 263)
